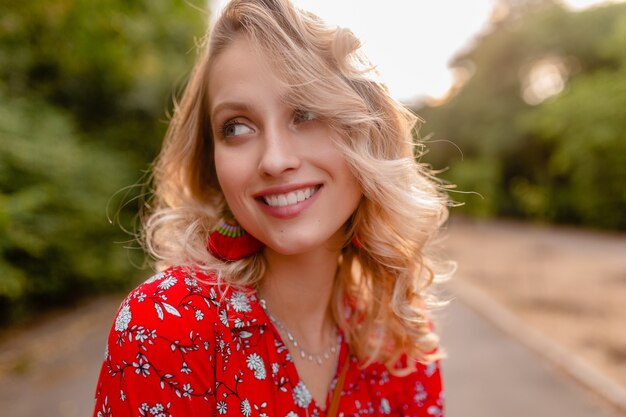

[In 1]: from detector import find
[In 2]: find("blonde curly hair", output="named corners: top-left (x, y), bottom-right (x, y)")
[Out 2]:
top-left (143, 0), bottom-right (453, 375)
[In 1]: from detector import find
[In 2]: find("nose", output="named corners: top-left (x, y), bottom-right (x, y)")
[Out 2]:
top-left (257, 125), bottom-right (301, 177)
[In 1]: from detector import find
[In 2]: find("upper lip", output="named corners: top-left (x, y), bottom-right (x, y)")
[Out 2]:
top-left (253, 182), bottom-right (322, 197)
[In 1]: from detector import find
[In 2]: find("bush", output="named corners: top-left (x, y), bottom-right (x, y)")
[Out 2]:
top-left (418, 2), bottom-right (626, 230)
top-left (0, 92), bottom-right (138, 324)
top-left (0, 0), bottom-right (207, 325)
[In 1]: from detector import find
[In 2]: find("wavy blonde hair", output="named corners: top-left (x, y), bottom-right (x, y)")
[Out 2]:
top-left (143, 0), bottom-right (453, 374)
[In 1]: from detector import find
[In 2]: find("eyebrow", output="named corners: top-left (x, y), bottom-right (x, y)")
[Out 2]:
top-left (210, 101), bottom-right (253, 121)
top-left (210, 92), bottom-right (292, 121)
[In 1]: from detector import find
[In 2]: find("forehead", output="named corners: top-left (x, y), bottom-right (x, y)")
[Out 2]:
top-left (208, 36), bottom-right (288, 112)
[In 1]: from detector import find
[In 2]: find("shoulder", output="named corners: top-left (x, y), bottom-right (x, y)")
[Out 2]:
top-left (389, 358), bottom-right (444, 415)
top-left (94, 267), bottom-right (223, 412)
top-left (94, 266), bottom-right (248, 412)
top-left (103, 266), bottom-right (227, 376)
top-left (110, 265), bottom-right (265, 346)
top-left (112, 266), bottom-right (222, 336)
top-left (355, 356), bottom-right (443, 415)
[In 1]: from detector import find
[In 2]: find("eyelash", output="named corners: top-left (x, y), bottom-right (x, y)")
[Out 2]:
top-left (293, 109), bottom-right (317, 124)
top-left (217, 110), bottom-right (318, 138)
top-left (219, 119), bottom-right (249, 138)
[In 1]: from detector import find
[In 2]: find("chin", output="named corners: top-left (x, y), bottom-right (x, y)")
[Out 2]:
top-left (267, 236), bottom-right (344, 257)
top-left (267, 242), bottom-right (313, 256)
top-left (262, 236), bottom-right (319, 256)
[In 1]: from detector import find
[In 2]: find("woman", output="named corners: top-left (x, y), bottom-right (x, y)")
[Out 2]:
top-left (93, 0), bottom-right (451, 415)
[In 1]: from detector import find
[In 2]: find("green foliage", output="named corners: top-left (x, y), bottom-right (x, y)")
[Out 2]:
top-left (418, 2), bottom-right (626, 229)
top-left (0, 0), bottom-right (208, 325)
top-left (0, 0), bottom-right (207, 163)
top-left (0, 93), bottom-right (137, 323)
top-left (521, 67), bottom-right (626, 228)
top-left (447, 158), bottom-right (503, 218)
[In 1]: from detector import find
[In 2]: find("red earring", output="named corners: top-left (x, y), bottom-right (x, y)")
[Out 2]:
top-left (351, 235), bottom-right (362, 250)
top-left (206, 220), bottom-right (265, 261)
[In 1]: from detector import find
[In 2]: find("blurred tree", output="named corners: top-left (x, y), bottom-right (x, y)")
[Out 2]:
top-left (0, 0), bottom-right (207, 163)
top-left (0, 92), bottom-right (135, 324)
top-left (491, 0), bottom-right (560, 22)
top-left (521, 66), bottom-right (626, 228)
top-left (418, 2), bottom-right (626, 229)
top-left (0, 0), bottom-right (208, 325)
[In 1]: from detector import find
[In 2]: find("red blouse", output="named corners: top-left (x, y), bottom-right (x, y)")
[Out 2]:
top-left (93, 266), bottom-right (444, 417)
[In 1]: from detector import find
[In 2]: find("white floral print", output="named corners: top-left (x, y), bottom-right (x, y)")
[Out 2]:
top-left (94, 266), bottom-right (443, 417)
top-left (182, 383), bottom-right (193, 398)
top-left (246, 352), bottom-right (267, 380)
top-left (149, 403), bottom-right (163, 415)
top-left (219, 309), bottom-right (229, 326)
top-left (138, 401), bottom-right (171, 417)
top-left (293, 381), bottom-right (312, 408)
top-left (115, 304), bottom-right (132, 332)
top-left (241, 398), bottom-right (252, 416)
top-left (427, 405), bottom-right (443, 417)
top-left (144, 271), bottom-right (165, 284)
top-left (230, 290), bottom-right (252, 313)
top-left (414, 381), bottom-right (427, 405)
top-left (134, 327), bottom-right (146, 342)
top-left (180, 361), bottom-right (191, 374)
top-left (380, 398), bottom-right (391, 414)
top-left (96, 396), bottom-right (111, 417)
top-left (132, 358), bottom-right (150, 377)
top-left (272, 362), bottom-right (280, 375)
top-left (425, 362), bottom-right (438, 377)
top-left (158, 276), bottom-right (177, 290)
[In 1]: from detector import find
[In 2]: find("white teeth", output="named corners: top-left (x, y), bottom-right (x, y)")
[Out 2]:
top-left (262, 186), bottom-right (318, 207)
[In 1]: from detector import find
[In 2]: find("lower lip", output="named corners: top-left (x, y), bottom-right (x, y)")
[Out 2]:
top-left (256, 186), bottom-right (322, 219)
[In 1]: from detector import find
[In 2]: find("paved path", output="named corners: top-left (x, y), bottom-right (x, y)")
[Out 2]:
top-left (0, 291), bottom-right (623, 417)
top-left (0, 296), bottom-right (119, 417)
top-left (441, 299), bottom-right (623, 417)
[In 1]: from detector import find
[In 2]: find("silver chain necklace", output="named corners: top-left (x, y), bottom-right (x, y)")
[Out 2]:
top-left (259, 298), bottom-right (340, 366)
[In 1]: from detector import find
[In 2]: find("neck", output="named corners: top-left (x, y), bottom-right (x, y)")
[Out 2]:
top-left (258, 246), bottom-right (339, 349)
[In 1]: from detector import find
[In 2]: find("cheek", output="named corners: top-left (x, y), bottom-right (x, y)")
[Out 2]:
top-left (333, 157), bottom-right (363, 209)
top-left (344, 173), bottom-right (363, 212)
top-left (317, 139), bottom-right (362, 205)
top-left (214, 148), bottom-right (246, 205)
top-left (214, 150), bottom-right (228, 191)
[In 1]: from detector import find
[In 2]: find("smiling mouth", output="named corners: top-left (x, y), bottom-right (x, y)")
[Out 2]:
top-left (259, 185), bottom-right (321, 207)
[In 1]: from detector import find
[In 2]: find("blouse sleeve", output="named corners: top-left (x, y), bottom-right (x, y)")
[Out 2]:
top-left (395, 359), bottom-right (444, 417)
top-left (93, 270), bottom-right (218, 417)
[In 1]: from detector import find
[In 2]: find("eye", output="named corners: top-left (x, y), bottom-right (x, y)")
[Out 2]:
top-left (220, 120), bottom-right (254, 138)
top-left (293, 109), bottom-right (318, 124)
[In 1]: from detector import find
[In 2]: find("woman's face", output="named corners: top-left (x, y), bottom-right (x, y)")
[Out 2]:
top-left (208, 36), bottom-right (362, 256)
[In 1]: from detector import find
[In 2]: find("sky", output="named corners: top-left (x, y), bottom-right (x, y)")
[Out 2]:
top-left (210, 0), bottom-right (623, 103)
